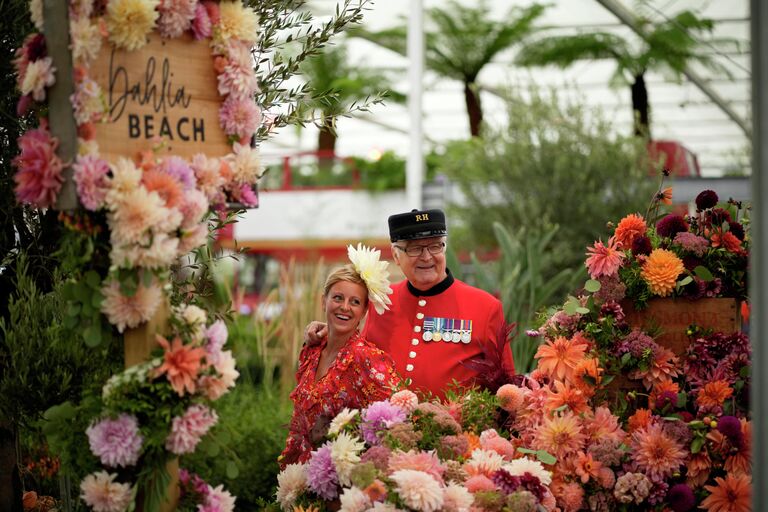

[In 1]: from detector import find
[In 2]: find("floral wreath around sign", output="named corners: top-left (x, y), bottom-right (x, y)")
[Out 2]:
top-left (14, 0), bottom-right (263, 341)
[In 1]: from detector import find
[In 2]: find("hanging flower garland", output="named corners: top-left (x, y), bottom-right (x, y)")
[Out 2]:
top-left (79, 305), bottom-right (238, 511)
top-left (12, 0), bottom-right (264, 337)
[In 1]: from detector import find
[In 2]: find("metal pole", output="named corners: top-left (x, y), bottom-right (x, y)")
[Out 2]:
top-left (406, 0), bottom-right (424, 209)
top-left (750, 0), bottom-right (766, 509)
top-left (595, 0), bottom-right (752, 138)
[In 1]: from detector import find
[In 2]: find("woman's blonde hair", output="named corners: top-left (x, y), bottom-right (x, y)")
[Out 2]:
top-left (323, 263), bottom-right (368, 302)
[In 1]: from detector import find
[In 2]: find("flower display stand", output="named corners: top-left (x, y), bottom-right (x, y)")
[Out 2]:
top-left (622, 297), bottom-right (741, 357)
top-left (123, 301), bottom-right (179, 512)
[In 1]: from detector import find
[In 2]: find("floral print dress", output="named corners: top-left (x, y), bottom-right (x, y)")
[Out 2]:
top-left (280, 331), bottom-right (401, 467)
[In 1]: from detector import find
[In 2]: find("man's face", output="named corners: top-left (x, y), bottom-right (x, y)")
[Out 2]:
top-left (391, 236), bottom-right (448, 291)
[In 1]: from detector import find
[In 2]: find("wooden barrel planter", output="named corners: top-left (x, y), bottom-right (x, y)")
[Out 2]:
top-left (603, 298), bottom-right (741, 405)
top-left (622, 297), bottom-right (741, 358)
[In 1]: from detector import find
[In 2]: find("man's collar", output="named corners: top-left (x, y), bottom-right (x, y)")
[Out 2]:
top-left (407, 268), bottom-right (454, 297)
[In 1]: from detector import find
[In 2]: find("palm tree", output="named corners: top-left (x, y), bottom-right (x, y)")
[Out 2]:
top-left (351, 0), bottom-right (547, 137)
top-left (299, 43), bottom-right (403, 158)
top-left (515, 9), bottom-right (732, 140)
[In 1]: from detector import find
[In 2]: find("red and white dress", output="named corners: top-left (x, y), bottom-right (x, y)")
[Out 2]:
top-left (280, 331), bottom-right (400, 467)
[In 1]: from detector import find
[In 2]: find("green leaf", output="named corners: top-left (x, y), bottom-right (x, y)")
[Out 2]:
top-left (690, 435), bottom-right (705, 454)
top-left (677, 275), bottom-right (693, 287)
top-left (85, 270), bottom-right (101, 289)
top-left (584, 279), bottom-right (601, 293)
top-left (83, 325), bottom-right (102, 347)
top-left (620, 352), bottom-right (632, 367)
top-left (575, 306), bottom-right (590, 314)
top-left (91, 290), bottom-right (104, 309)
top-left (535, 450), bottom-right (557, 465)
top-left (740, 365), bottom-right (750, 378)
top-left (206, 443), bottom-right (221, 457)
top-left (67, 302), bottom-right (82, 317)
top-left (516, 447), bottom-right (537, 454)
top-left (694, 266), bottom-right (714, 282)
top-left (677, 392), bottom-right (687, 408)
top-left (226, 461), bottom-right (240, 479)
top-left (43, 401), bottom-right (76, 421)
top-left (563, 300), bottom-right (578, 316)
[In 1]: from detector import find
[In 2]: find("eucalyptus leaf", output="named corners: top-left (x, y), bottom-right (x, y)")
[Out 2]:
top-left (584, 279), bottom-right (601, 293)
top-left (575, 306), bottom-right (590, 314)
top-left (677, 275), bottom-right (693, 287)
top-left (535, 450), bottom-right (557, 465)
top-left (226, 461), bottom-right (240, 479)
top-left (83, 325), bottom-right (102, 348)
top-left (694, 266), bottom-right (714, 282)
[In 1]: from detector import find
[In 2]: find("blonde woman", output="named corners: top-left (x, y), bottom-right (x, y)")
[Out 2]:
top-left (280, 245), bottom-right (400, 466)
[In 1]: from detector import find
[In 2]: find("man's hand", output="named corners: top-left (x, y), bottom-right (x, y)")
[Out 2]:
top-left (304, 321), bottom-right (328, 346)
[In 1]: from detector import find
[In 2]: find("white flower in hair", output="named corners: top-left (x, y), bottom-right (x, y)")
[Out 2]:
top-left (347, 243), bottom-right (393, 315)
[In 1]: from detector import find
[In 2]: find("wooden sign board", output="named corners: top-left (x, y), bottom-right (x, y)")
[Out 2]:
top-left (623, 297), bottom-right (740, 357)
top-left (89, 33), bottom-right (231, 162)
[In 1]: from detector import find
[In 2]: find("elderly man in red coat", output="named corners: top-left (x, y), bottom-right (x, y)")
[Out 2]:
top-left (306, 208), bottom-right (515, 399)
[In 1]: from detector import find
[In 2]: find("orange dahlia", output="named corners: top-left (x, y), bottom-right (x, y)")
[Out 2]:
top-left (154, 335), bottom-right (206, 396)
top-left (142, 169), bottom-right (183, 208)
top-left (627, 408), bottom-right (653, 433)
top-left (696, 380), bottom-right (734, 409)
top-left (614, 213), bottom-right (647, 249)
top-left (686, 451), bottom-right (712, 488)
top-left (641, 248), bottom-right (685, 296)
top-left (546, 380), bottom-right (589, 415)
top-left (533, 411), bottom-right (585, 459)
top-left (574, 451), bottom-right (603, 484)
top-left (700, 474), bottom-right (752, 512)
top-left (572, 357), bottom-right (602, 396)
top-left (725, 419), bottom-right (752, 477)
top-left (535, 336), bottom-right (587, 382)
top-left (711, 231), bottom-right (743, 253)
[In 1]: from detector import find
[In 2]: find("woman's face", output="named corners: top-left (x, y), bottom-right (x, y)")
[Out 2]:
top-left (323, 280), bottom-right (368, 339)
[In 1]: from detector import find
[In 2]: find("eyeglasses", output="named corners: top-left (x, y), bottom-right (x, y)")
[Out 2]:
top-left (394, 242), bottom-right (446, 257)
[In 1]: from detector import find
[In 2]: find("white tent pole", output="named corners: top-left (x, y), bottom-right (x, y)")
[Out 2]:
top-left (406, 0), bottom-right (424, 210)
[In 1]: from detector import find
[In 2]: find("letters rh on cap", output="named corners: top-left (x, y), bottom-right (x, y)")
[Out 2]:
top-left (415, 214), bottom-right (429, 222)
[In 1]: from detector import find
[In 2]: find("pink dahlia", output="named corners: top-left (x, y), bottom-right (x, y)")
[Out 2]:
top-left (191, 2), bottom-right (212, 39)
top-left (389, 389), bottom-right (419, 412)
top-left (200, 484), bottom-right (236, 512)
top-left (388, 450), bottom-right (445, 484)
top-left (80, 471), bottom-right (133, 512)
top-left (630, 423), bottom-right (687, 481)
top-left (73, 155), bottom-right (110, 210)
top-left (86, 414), bottom-right (143, 467)
top-left (218, 95), bottom-right (261, 142)
top-left (13, 125), bottom-right (64, 208)
top-left (100, 277), bottom-right (163, 333)
top-left (157, 0), bottom-right (197, 38)
top-left (585, 237), bottom-right (625, 279)
top-left (217, 41), bottom-right (260, 99)
top-left (165, 404), bottom-right (219, 455)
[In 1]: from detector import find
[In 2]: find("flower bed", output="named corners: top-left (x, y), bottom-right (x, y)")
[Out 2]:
top-left (274, 184), bottom-right (751, 512)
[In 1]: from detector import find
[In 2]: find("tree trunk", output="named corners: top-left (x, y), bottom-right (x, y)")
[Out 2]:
top-left (463, 81), bottom-right (483, 138)
top-left (0, 421), bottom-right (22, 512)
top-left (631, 73), bottom-right (651, 140)
top-left (317, 116), bottom-right (337, 170)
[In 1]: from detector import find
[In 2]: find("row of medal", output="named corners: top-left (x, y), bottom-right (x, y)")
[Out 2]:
top-left (422, 317), bottom-right (472, 344)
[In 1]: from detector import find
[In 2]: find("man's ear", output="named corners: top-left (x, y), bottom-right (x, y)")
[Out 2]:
top-left (390, 244), bottom-right (400, 265)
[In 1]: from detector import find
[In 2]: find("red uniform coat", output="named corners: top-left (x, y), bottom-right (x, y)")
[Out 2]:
top-left (362, 273), bottom-right (514, 398)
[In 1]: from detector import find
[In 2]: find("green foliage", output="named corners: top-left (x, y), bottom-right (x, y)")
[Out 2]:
top-left (0, 256), bottom-right (121, 431)
top-left (181, 385), bottom-right (292, 508)
top-left (450, 224), bottom-right (584, 374)
top-left (438, 89), bottom-right (654, 272)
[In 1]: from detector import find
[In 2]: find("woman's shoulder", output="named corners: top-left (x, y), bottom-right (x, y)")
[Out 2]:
top-left (350, 334), bottom-right (395, 364)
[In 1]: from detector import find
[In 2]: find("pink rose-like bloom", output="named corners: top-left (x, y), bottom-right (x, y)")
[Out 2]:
top-left (13, 126), bottom-right (64, 208)
top-left (191, 2), bottom-right (212, 39)
top-left (157, 0), bottom-right (197, 38)
top-left (73, 155), bottom-right (110, 210)
top-left (464, 474), bottom-right (497, 493)
top-left (80, 471), bottom-right (133, 512)
top-left (86, 414), bottom-right (144, 467)
top-left (219, 95), bottom-right (261, 142)
top-left (165, 404), bottom-right (219, 455)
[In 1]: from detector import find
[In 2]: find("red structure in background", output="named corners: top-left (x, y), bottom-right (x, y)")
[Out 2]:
top-left (648, 140), bottom-right (701, 177)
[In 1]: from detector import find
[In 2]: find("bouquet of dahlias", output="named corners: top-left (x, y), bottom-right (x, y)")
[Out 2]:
top-left (75, 304), bottom-right (239, 511)
top-left (585, 185), bottom-right (749, 308)
top-left (516, 183), bottom-right (752, 510)
top-left (275, 388), bottom-right (557, 512)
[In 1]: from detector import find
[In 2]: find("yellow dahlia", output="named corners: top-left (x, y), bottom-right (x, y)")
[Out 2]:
top-left (641, 248), bottom-right (685, 296)
top-left (347, 243), bottom-right (392, 314)
top-left (218, 1), bottom-right (260, 46)
top-left (106, 0), bottom-right (160, 51)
